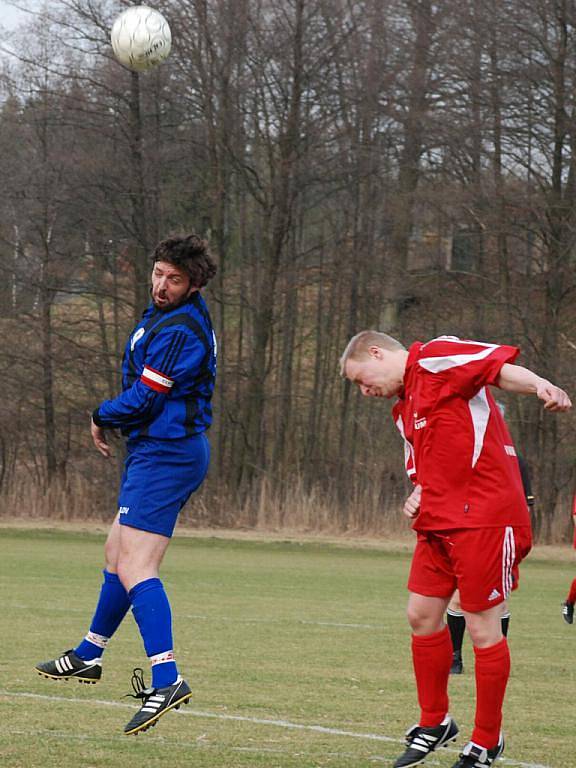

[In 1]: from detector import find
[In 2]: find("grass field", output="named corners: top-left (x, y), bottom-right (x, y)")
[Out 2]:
top-left (0, 527), bottom-right (573, 768)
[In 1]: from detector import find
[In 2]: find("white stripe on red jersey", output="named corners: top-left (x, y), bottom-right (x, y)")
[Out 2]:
top-left (418, 344), bottom-right (499, 374)
top-left (396, 414), bottom-right (417, 480)
top-left (468, 387), bottom-right (490, 468)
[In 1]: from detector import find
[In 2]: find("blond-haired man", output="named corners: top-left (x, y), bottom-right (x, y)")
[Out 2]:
top-left (341, 331), bottom-right (571, 768)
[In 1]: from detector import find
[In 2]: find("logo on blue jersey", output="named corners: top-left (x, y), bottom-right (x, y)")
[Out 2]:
top-left (130, 328), bottom-right (145, 352)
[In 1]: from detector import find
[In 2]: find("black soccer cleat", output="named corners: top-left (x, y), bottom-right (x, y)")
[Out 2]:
top-left (562, 601), bottom-right (574, 625)
top-left (450, 651), bottom-right (464, 675)
top-left (393, 715), bottom-right (459, 768)
top-left (124, 667), bottom-right (192, 735)
top-left (35, 649), bottom-right (102, 684)
top-left (450, 733), bottom-right (505, 768)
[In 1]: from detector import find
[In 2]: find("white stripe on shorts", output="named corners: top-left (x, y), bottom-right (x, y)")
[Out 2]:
top-left (502, 526), bottom-right (515, 598)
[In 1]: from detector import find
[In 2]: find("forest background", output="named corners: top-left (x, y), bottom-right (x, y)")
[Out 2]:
top-left (0, 0), bottom-right (574, 542)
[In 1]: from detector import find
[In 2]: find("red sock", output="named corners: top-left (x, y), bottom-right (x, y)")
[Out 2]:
top-left (412, 626), bottom-right (452, 727)
top-left (472, 638), bottom-right (510, 748)
top-left (567, 578), bottom-right (576, 605)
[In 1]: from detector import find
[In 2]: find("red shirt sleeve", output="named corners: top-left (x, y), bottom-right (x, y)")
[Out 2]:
top-left (417, 336), bottom-right (520, 400)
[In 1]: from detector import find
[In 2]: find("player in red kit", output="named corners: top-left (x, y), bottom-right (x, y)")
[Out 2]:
top-left (340, 332), bottom-right (571, 768)
top-left (561, 493), bottom-right (576, 624)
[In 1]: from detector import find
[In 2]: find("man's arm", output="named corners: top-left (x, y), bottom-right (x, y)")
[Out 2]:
top-left (93, 329), bottom-right (204, 433)
top-left (496, 363), bottom-right (572, 411)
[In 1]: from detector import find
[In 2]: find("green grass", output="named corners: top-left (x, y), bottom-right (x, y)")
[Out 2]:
top-left (0, 528), bottom-right (573, 768)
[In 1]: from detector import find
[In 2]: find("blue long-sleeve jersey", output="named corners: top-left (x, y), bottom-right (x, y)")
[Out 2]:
top-left (93, 291), bottom-right (216, 439)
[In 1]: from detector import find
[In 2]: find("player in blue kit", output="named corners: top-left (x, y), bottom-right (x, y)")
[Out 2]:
top-left (35, 234), bottom-right (217, 735)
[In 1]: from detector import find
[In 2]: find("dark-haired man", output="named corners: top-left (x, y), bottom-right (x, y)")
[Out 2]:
top-left (340, 331), bottom-right (571, 768)
top-left (36, 234), bottom-right (217, 735)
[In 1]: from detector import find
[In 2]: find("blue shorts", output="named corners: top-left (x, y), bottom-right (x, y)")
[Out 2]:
top-left (117, 433), bottom-right (210, 537)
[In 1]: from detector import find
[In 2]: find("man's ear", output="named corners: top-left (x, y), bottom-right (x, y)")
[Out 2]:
top-left (368, 345), bottom-right (384, 360)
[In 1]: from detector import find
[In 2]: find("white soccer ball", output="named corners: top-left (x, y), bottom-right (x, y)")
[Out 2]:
top-left (111, 6), bottom-right (172, 72)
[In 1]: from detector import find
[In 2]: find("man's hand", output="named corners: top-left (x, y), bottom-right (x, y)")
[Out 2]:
top-left (535, 381), bottom-right (572, 412)
top-left (91, 418), bottom-right (111, 458)
top-left (404, 484), bottom-right (422, 519)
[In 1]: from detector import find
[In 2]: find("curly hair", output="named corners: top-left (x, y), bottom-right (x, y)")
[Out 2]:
top-left (152, 233), bottom-right (217, 288)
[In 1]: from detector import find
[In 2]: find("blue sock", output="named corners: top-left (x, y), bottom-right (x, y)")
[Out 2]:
top-left (74, 570), bottom-right (130, 661)
top-left (129, 577), bottom-right (178, 688)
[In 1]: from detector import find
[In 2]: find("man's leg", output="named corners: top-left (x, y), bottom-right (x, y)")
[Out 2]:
top-left (463, 603), bottom-right (508, 752)
top-left (117, 525), bottom-right (192, 734)
top-left (408, 594), bottom-right (453, 726)
top-left (500, 600), bottom-right (510, 637)
top-left (448, 525), bottom-right (532, 767)
top-left (447, 591), bottom-right (465, 674)
top-left (35, 516), bottom-right (130, 683)
top-left (394, 594), bottom-right (458, 768)
top-left (448, 596), bottom-right (510, 675)
top-left (74, 516), bottom-right (131, 660)
top-left (562, 577), bottom-right (576, 624)
top-left (117, 525), bottom-right (175, 685)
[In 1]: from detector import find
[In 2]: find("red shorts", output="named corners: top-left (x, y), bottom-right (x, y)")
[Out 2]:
top-left (408, 526), bottom-right (532, 613)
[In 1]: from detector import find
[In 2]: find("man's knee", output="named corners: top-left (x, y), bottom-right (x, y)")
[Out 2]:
top-left (407, 608), bottom-right (442, 634)
top-left (116, 559), bottom-right (131, 590)
top-left (116, 549), bottom-right (148, 591)
top-left (103, 514), bottom-right (124, 573)
top-left (104, 538), bottom-right (119, 572)
top-left (464, 606), bottom-right (503, 648)
top-left (116, 529), bottom-right (167, 591)
top-left (407, 595), bottom-right (448, 635)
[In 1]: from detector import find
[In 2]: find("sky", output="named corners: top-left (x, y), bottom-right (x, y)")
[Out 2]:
top-left (0, 1), bottom-right (40, 30)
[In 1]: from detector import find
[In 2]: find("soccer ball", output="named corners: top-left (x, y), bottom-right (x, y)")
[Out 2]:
top-left (111, 6), bottom-right (172, 72)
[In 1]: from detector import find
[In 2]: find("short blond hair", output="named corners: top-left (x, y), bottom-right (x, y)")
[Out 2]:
top-left (339, 330), bottom-right (405, 376)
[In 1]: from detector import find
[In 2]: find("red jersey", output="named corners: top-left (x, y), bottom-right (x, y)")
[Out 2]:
top-left (392, 336), bottom-right (531, 531)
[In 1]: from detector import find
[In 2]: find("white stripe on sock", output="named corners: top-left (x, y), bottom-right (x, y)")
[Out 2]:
top-left (85, 631), bottom-right (109, 649)
top-left (149, 650), bottom-right (175, 666)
